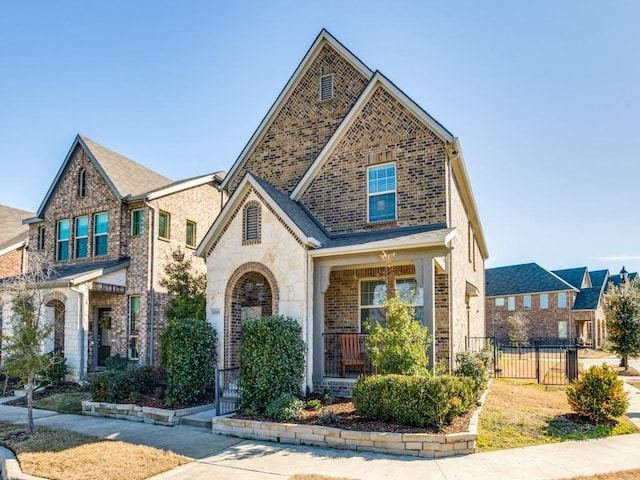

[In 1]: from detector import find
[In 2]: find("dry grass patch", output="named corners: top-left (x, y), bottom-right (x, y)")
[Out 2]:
top-left (477, 378), bottom-right (639, 452)
top-left (0, 423), bottom-right (188, 480)
top-left (578, 350), bottom-right (615, 359)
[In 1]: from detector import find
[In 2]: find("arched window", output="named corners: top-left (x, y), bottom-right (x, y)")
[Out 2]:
top-left (78, 169), bottom-right (87, 197)
top-left (243, 202), bottom-right (261, 244)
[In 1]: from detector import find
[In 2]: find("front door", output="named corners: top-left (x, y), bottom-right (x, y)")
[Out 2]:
top-left (95, 308), bottom-right (112, 367)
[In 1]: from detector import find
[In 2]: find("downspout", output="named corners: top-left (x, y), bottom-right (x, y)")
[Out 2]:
top-left (447, 147), bottom-right (455, 372)
top-left (68, 282), bottom-right (86, 382)
top-left (144, 199), bottom-right (156, 366)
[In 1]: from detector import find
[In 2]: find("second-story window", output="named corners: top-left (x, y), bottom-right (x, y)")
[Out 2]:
top-left (56, 219), bottom-right (69, 261)
top-left (131, 209), bottom-right (142, 236)
top-left (37, 226), bottom-right (45, 250)
top-left (159, 211), bottom-right (170, 239)
top-left (186, 220), bottom-right (196, 247)
top-left (75, 216), bottom-right (88, 258)
top-left (94, 212), bottom-right (108, 256)
top-left (558, 292), bottom-right (567, 308)
top-left (78, 169), bottom-right (87, 197)
top-left (523, 295), bottom-right (531, 310)
top-left (540, 294), bottom-right (549, 309)
top-left (367, 163), bottom-right (396, 223)
top-left (507, 296), bottom-right (515, 311)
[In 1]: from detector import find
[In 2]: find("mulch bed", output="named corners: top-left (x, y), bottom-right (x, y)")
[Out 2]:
top-left (235, 398), bottom-right (475, 434)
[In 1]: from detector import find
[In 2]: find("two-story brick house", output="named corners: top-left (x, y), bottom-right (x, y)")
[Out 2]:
top-left (485, 263), bottom-right (610, 347)
top-left (3, 135), bottom-right (224, 381)
top-left (196, 30), bottom-right (488, 394)
top-left (0, 205), bottom-right (34, 278)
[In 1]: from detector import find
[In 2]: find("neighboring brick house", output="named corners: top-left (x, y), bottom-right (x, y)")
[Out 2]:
top-left (196, 30), bottom-right (488, 395)
top-left (1, 135), bottom-right (224, 381)
top-left (0, 205), bottom-right (35, 278)
top-left (485, 263), bottom-right (610, 348)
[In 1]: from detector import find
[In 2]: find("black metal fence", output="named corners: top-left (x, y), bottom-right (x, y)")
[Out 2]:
top-left (466, 337), bottom-right (579, 385)
top-left (215, 366), bottom-right (241, 416)
top-left (323, 333), bottom-right (375, 378)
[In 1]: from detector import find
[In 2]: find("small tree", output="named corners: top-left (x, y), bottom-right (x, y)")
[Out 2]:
top-left (0, 258), bottom-right (62, 433)
top-left (507, 312), bottom-right (529, 348)
top-left (604, 277), bottom-right (640, 370)
top-left (159, 247), bottom-right (206, 321)
top-left (365, 252), bottom-right (430, 376)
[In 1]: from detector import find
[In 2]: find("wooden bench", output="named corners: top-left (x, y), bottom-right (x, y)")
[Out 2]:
top-left (341, 334), bottom-right (366, 377)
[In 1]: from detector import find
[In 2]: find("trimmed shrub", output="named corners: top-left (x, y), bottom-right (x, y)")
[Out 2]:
top-left (104, 354), bottom-right (129, 371)
top-left (238, 315), bottom-right (306, 414)
top-left (455, 350), bottom-right (489, 394)
top-left (265, 393), bottom-right (304, 422)
top-left (567, 364), bottom-right (629, 424)
top-left (352, 374), bottom-right (476, 428)
top-left (160, 318), bottom-right (217, 406)
top-left (132, 366), bottom-right (166, 396)
top-left (91, 370), bottom-right (134, 402)
top-left (39, 352), bottom-right (67, 386)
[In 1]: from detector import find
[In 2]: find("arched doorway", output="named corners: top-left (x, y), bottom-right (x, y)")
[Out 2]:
top-left (225, 263), bottom-right (279, 368)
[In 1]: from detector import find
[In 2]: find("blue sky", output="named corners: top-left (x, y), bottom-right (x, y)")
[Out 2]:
top-left (1, 1), bottom-right (638, 275)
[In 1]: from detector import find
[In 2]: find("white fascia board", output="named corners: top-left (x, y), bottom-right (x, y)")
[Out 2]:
top-left (69, 262), bottom-right (129, 286)
top-left (308, 228), bottom-right (455, 258)
top-left (0, 241), bottom-right (26, 257)
top-left (146, 174), bottom-right (218, 201)
top-left (291, 72), bottom-right (454, 201)
top-left (23, 217), bottom-right (44, 225)
top-left (221, 30), bottom-right (374, 191)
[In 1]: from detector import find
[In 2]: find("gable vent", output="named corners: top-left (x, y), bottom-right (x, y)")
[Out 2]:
top-left (244, 203), bottom-right (260, 243)
top-left (320, 74), bottom-right (333, 102)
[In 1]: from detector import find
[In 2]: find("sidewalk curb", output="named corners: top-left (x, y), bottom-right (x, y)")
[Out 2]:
top-left (0, 447), bottom-right (46, 480)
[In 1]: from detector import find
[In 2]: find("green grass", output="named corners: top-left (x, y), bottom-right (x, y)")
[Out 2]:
top-left (33, 392), bottom-right (92, 414)
top-left (547, 415), bottom-right (639, 440)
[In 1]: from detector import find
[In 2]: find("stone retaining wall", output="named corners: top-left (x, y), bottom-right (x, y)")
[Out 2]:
top-left (81, 401), bottom-right (214, 426)
top-left (211, 385), bottom-right (489, 458)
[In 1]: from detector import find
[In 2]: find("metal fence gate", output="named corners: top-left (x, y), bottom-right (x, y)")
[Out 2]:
top-left (215, 366), bottom-right (240, 416)
top-left (466, 337), bottom-right (579, 385)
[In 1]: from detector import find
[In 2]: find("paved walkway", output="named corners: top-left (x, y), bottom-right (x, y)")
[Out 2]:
top-left (2, 357), bottom-right (640, 480)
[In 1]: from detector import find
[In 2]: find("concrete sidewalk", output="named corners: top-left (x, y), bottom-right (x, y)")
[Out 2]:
top-left (0, 369), bottom-right (639, 480)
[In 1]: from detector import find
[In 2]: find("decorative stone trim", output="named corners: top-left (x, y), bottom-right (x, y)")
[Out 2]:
top-left (211, 380), bottom-right (491, 458)
top-left (81, 401), bottom-right (214, 426)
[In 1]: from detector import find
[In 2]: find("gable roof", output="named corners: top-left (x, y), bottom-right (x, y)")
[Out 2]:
top-left (220, 29), bottom-right (374, 192)
top-left (572, 287), bottom-right (603, 311)
top-left (34, 135), bottom-right (173, 218)
top-left (0, 205), bottom-right (34, 252)
top-left (589, 269), bottom-right (609, 289)
top-left (486, 263), bottom-right (577, 297)
top-left (552, 267), bottom-right (589, 289)
top-left (608, 271), bottom-right (638, 288)
top-left (290, 71), bottom-right (454, 200)
top-left (197, 173), bottom-right (456, 258)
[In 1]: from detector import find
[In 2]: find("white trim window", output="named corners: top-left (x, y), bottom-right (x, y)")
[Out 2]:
top-left (75, 215), bottom-right (88, 258)
top-left (56, 219), bottom-right (70, 261)
top-left (558, 292), bottom-right (567, 308)
top-left (129, 296), bottom-right (140, 360)
top-left (507, 296), bottom-right (515, 311)
top-left (360, 277), bottom-right (423, 331)
top-left (367, 163), bottom-right (396, 223)
top-left (558, 320), bottom-right (568, 339)
top-left (540, 294), bottom-right (549, 309)
top-left (495, 297), bottom-right (505, 307)
top-left (93, 212), bottom-right (109, 256)
top-left (523, 295), bottom-right (531, 310)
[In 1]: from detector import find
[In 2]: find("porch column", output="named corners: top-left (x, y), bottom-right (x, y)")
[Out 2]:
top-left (312, 265), bottom-right (331, 384)
top-left (413, 256), bottom-right (436, 369)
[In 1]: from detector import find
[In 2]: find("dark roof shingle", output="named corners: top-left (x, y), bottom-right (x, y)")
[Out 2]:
top-left (552, 267), bottom-right (588, 289)
top-left (486, 263), bottom-right (576, 297)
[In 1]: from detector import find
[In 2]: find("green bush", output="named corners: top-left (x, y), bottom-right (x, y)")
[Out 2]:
top-left (352, 374), bottom-right (476, 428)
top-left (104, 354), bottom-right (129, 371)
top-left (91, 370), bottom-right (134, 403)
top-left (39, 352), bottom-right (67, 386)
top-left (455, 350), bottom-right (490, 394)
top-left (265, 393), bottom-right (304, 422)
top-left (160, 318), bottom-right (217, 406)
top-left (567, 364), bottom-right (629, 424)
top-left (238, 315), bottom-right (306, 414)
top-left (365, 296), bottom-right (430, 376)
top-left (132, 366), bottom-right (166, 396)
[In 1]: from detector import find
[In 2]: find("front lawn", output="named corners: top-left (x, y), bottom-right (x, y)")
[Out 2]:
top-left (0, 422), bottom-right (188, 480)
top-left (33, 392), bottom-right (92, 414)
top-left (477, 378), bottom-right (639, 451)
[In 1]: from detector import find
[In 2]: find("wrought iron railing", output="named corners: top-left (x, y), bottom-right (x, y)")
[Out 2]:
top-left (215, 366), bottom-right (240, 416)
top-left (323, 333), bottom-right (374, 378)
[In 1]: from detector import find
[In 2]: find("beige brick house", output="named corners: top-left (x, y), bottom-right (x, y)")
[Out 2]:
top-left (0, 205), bottom-right (34, 278)
top-left (196, 30), bottom-right (488, 394)
top-left (485, 263), bottom-right (610, 348)
top-left (2, 135), bottom-right (224, 381)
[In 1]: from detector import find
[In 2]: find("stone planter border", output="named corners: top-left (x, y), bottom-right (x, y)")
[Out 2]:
top-left (211, 381), bottom-right (491, 458)
top-left (81, 400), bottom-right (214, 426)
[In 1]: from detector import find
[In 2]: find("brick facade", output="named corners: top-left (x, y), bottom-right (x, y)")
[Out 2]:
top-left (0, 247), bottom-right (27, 278)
